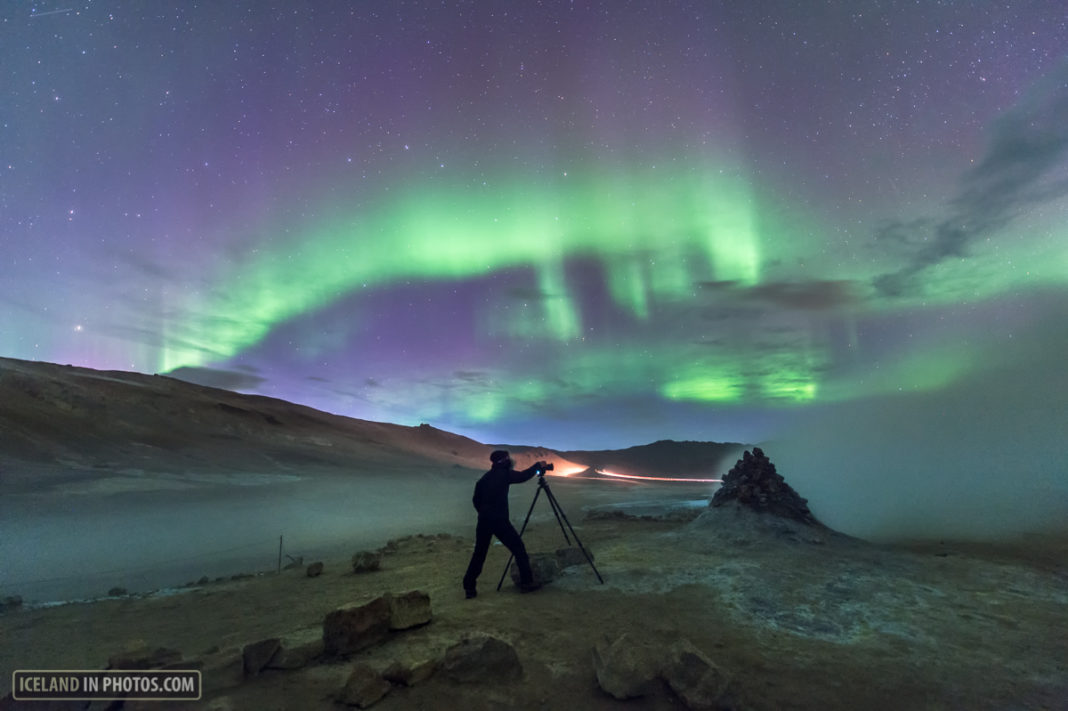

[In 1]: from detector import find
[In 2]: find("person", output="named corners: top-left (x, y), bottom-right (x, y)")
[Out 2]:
top-left (462, 450), bottom-right (547, 598)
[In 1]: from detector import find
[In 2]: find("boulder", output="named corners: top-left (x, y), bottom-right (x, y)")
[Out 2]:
top-left (267, 627), bottom-right (325, 670)
top-left (107, 586), bottom-right (127, 597)
top-left (306, 561), bottom-right (324, 577)
top-left (338, 663), bottom-right (391, 708)
top-left (323, 596), bottom-right (392, 656)
top-left (591, 633), bottom-right (661, 699)
top-left (441, 634), bottom-right (522, 683)
top-left (388, 590), bottom-right (432, 630)
top-left (381, 657), bottom-right (439, 686)
top-left (351, 550), bottom-right (382, 573)
top-left (107, 642), bottom-right (182, 670)
top-left (555, 546), bottom-right (592, 569)
top-left (191, 646), bottom-right (245, 694)
top-left (242, 637), bottom-right (281, 676)
top-left (509, 552), bottom-right (560, 586)
top-left (0, 596), bottom-right (22, 613)
top-left (662, 639), bottom-right (730, 710)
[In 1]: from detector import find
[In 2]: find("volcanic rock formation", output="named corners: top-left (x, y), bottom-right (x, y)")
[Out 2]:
top-left (710, 447), bottom-right (819, 525)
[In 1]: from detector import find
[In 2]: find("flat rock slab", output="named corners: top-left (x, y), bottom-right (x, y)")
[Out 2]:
top-left (242, 637), bottom-right (280, 676)
top-left (441, 634), bottom-right (522, 683)
top-left (388, 590), bottom-right (432, 630)
top-left (339, 663), bottom-right (391, 708)
top-left (323, 596), bottom-right (391, 656)
top-left (591, 632), bottom-right (661, 699)
top-left (267, 627), bottom-right (325, 670)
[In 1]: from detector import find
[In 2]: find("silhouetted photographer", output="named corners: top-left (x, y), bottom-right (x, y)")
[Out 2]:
top-left (462, 450), bottom-right (547, 598)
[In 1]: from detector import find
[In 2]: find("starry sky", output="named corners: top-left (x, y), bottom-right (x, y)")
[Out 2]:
top-left (3, 1), bottom-right (1067, 450)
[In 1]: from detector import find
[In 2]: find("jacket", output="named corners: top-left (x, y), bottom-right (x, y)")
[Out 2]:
top-left (472, 462), bottom-right (539, 520)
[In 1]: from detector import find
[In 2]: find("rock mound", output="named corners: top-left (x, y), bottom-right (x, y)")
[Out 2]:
top-left (710, 447), bottom-right (818, 525)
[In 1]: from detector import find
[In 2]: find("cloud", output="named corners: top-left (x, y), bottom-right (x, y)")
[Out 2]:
top-left (698, 279), bottom-right (861, 310)
top-left (165, 366), bottom-right (266, 392)
top-left (874, 59), bottom-right (1068, 296)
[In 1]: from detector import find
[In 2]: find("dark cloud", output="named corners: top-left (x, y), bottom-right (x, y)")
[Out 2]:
top-left (698, 279), bottom-right (861, 310)
top-left (453, 370), bottom-right (492, 384)
top-left (165, 366), bottom-right (266, 392)
top-left (746, 281), bottom-right (860, 310)
top-left (872, 218), bottom-right (934, 249)
top-left (874, 59), bottom-right (1068, 296)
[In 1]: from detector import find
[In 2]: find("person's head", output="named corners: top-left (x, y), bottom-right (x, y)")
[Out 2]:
top-left (489, 450), bottom-right (511, 468)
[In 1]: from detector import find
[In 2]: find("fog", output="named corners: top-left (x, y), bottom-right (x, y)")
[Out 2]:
top-left (0, 470), bottom-right (710, 604)
top-left (772, 331), bottom-right (1068, 542)
top-left (0, 471), bottom-right (471, 603)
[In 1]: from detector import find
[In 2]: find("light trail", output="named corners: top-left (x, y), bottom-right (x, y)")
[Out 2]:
top-left (546, 467), bottom-right (722, 484)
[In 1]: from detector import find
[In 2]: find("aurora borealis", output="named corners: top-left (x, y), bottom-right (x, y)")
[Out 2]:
top-left (3, 2), bottom-right (1067, 449)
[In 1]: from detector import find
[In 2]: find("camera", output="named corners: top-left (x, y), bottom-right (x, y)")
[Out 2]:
top-left (536, 462), bottom-right (554, 475)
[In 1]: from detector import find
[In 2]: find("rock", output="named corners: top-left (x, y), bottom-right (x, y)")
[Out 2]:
top-left (107, 642), bottom-right (182, 670)
top-left (555, 546), bottom-right (592, 569)
top-left (351, 550), bottom-right (382, 573)
top-left (267, 627), bottom-right (324, 669)
top-left (710, 447), bottom-right (821, 525)
top-left (388, 590), bottom-right (432, 630)
top-left (196, 576), bottom-right (210, 585)
top-left (0, 596), bottom-right (22, 613)
top-left (441, 634), bottom-right (522, 683)
top-left (662, 639), bottom-right (730, 710)
top-left (509, 552), bottom-right (560, 587)
top-left (107, 586), bottom-right (127, 597)
top-left (242, 637), bottom-right (281, 676)
top-left (307, 561), bottom-right (324, 577)
top-left (193, 646), bottom-right (245, 694)
top-left (338, 663), bottom-right (391, 707)
top-left (323, 595), bottom-right (392, 656)
top-left (591, 633), bottom-right (662, 699)
top-left (381, 657), bottom-right (439, 686)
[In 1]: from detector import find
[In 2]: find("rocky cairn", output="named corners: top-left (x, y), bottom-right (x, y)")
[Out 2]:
top-left (710, 447), bottom-right (819, 525)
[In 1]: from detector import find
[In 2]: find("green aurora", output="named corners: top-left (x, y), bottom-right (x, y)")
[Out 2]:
top-left (154, 160), bottom-right (1066, 424)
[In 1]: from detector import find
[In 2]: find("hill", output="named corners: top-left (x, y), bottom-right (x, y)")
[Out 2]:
top-left (0, 357), bottom-right (736, 493)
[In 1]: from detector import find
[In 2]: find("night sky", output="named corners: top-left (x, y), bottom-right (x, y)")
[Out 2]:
top-left (3, 2), bottom-right (1067, 450)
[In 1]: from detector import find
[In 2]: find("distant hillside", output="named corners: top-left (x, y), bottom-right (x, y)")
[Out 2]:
top-left (0, 356), bottom-right (743, 491)
top-left (561, 439), bottom-right (749, 479)
top-left (0, 357), bottom-right (494, 490)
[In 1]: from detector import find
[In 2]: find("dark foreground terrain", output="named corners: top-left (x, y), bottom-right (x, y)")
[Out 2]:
top-left (2, 489), bottom-right (1066, 711)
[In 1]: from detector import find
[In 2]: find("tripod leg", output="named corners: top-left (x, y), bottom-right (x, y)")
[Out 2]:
top-left (545, 487), bottom-right (573, 545)
top-left (496, 484), bottom-right (542, 592)
top-left (543, 485), bottom-right (605, 584)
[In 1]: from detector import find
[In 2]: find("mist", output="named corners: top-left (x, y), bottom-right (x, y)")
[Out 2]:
top-left (772, 305), bottom-right (1068, 542)
top-left (0, 471), bottom-right (476, 603)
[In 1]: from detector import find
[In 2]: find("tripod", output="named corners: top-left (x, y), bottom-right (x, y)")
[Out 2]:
top-left (496, 473), bottom-right (605, 591)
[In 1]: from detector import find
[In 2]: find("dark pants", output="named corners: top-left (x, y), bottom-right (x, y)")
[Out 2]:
top-left (463, 516), bottom-right (532, 591)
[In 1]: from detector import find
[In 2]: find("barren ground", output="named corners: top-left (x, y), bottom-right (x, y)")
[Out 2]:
top-left (3, 489), bottom-right (1066, 711)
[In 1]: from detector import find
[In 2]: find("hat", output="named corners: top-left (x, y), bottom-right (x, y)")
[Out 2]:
top-left (490, 450), bottom-right (510, 464)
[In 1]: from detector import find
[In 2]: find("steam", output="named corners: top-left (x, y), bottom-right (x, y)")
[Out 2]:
top-left (771, 294), bottom-right (1068, 542)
